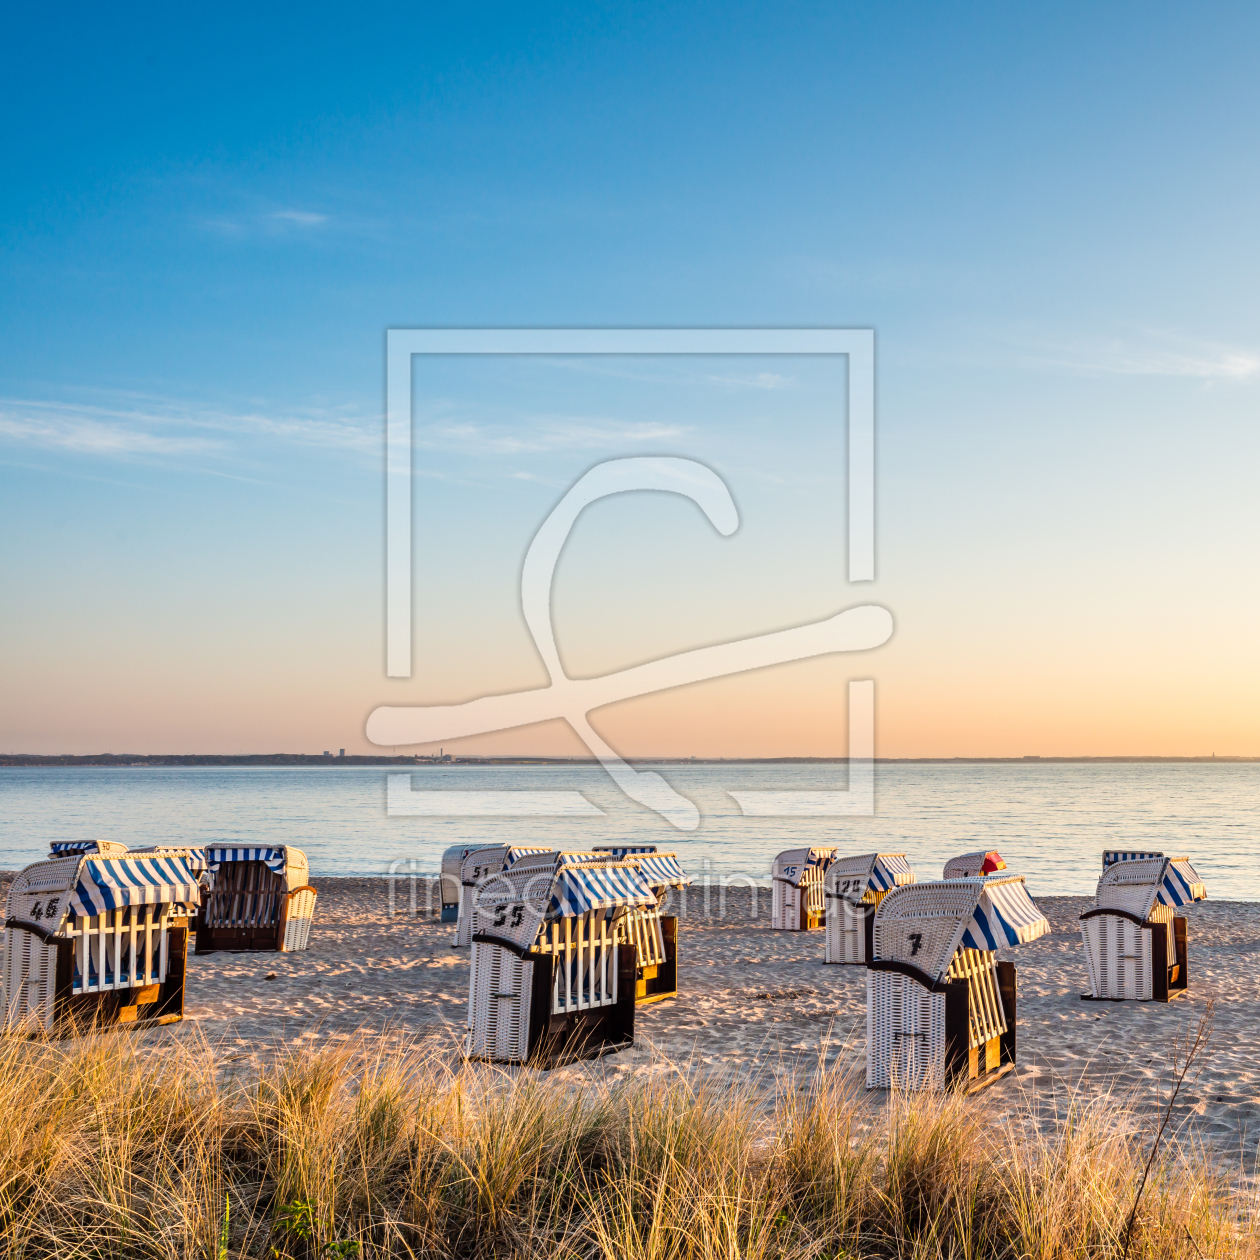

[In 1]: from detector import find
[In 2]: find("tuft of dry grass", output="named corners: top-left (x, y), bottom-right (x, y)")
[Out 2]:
top-left (0, 1029), bottom-right (1252, 1259)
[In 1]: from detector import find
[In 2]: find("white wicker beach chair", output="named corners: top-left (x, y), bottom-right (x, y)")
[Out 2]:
top-left (866, 875), bottom-right (1050, 1092)
top-left (772, 847), bottom-right (838, 931)
top-left (440, 844), bottom-right (502, 923)
top-left (824, 853), bottom-right (916, 964)
top-left (1080, 854), bottom-right (1205, 1002)
top-left (942, 850), bottom-right (1007, 879)
top-left (1, 852), bottom-right (200, 1036)
top-left (464, 852), bottom-right (657, 1065)
top-left (195, 846), bottom-right (317, 953)
top-left (48, 840), bottom-right (130, 858)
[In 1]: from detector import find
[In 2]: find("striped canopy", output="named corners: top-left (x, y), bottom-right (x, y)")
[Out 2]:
top-left (870, 853), bottom-right (915, 892)
top-left (1103, 850), bottom-right (1163, 869)
top-left (206, 846), bottom-right (286, 874)
top-left (70, 856), bottom-right (202, 917)
top-left (959, 876), bottom-right (1051, 951)
top-left (502, 846), bottom-right (554, 867)
top-left (1157, 858), bottom-right (1206, 906)
top-left (549, 863), bottom-right (659, 919)
top-left (50, 840), bottom-right (106, 855)
top-left (635, 852), bottom-right (690, 889)
top-left (129, 846), bottom-right (209, 874)
top-left (594, 845), bottom-right (657, 857)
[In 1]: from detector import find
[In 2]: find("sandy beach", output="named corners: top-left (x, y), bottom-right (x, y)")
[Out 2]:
top-left (5, 875), bottom-right (1257, 1158)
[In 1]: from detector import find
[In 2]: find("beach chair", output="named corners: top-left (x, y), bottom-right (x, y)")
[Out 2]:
top-left (594, 848), bottom-right (691, 1003)
top-left (48, 840), bottom-right (130, 858)
top-left (453, 846), bottom-right (552, 947)
top-left (1080, 854), bottom-right (1205, 1001)
top-left (1, 852), bottom-right (200, 1036)
top-left (824, 853), bottom-right (916, 964)
top-left (441, 844), bottom-right (504, 922)
top-left (942, 850), bottom-right (1007, 879)
top-left (866, 875), bottom-right (1050, 1092)
top-left (195, 846), bottom-right (317, 953)
top-left (772, 846), bottom-right (837, 931)
top-left (464, 851), bottom-right (656, 1065)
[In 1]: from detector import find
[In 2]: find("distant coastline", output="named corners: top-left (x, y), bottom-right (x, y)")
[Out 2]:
top-left (2, 753), bottom-right (1258, 768)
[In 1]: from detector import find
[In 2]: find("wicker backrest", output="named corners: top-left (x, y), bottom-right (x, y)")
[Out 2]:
top-left (774, 846), bottom-right (837, 888)
top-left (826, 852), bottom-right (914, 903)
top-left (443, 843), bottom-right (498, 884)
top-left (872, 881), bottom-right (983, 981)
top-left (1096, 854), bottom-right (1205, 916)
top-left (4, 857), bottom-right (82, 922)
top-left (473, 853), bottom-right (657, 953)
top-left (460, 846), bottom-right (512, 888)
top-left (825, 853), bottom-right (879, 901)
top-left (942, 850), bottom-right (1004, 879)
top-left (1096, 856), bottom-right (1164, 919)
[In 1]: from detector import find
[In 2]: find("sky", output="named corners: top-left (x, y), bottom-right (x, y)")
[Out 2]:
top-left (2, 2), bottom-right (1260, 759)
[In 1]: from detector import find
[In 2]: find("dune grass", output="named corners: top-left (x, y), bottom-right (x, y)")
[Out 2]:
top-left (0, 1030), bottom-right (1252, 1259)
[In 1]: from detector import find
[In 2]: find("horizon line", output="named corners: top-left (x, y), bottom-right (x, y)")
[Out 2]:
top-left (2, 752), bottom-right (1259, 766)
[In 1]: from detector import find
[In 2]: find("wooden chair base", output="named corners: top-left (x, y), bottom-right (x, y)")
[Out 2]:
top-left (963, 1060), bottom-right (1016, 1094)
top-left (195, 925), bottom-right (285, 953)
top-left (1081, 987), bottom-right (1188, 1002)
top-left (37, 926), bottom-right (189, 1038)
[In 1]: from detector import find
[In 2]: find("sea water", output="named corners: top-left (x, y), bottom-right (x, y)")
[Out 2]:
top-left (0, 762), bottom-right (1256, 898)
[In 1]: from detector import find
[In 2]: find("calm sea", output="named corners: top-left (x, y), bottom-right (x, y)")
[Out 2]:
top-left (0, 762), bottom-right (1256, 899)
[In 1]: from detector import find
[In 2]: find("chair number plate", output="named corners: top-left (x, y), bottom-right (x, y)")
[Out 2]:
top-left (492, 903), bottom-right (525, 928)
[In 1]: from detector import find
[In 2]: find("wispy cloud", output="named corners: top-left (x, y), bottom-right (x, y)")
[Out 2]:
top-left (706, 371), bottom-right (795, 391)
top-left (0, 395), bottom-right (378, 464)
top-left (1027, 333), bottom-right (1260, 381)
top-left (416, 418), bottom-right (688, 457)
top-left (196, 205), bottom-right (331, 237)
top-left (0, 413), bottom-right (216, 456)
top-left (270, 209), bottom-right (328, 226)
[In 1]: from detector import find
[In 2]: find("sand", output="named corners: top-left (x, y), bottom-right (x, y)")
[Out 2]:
top-left (5, 875), bottom-right (1258, 1158)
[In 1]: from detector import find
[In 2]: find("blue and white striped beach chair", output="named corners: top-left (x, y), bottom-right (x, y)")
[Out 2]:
top-left (1081, 854), bottom-right (1206, 1001)
top-left (772, 847), bottom-right (838, 931)
top-left (866, 874), bottom-right (1050, 1092)
top-left (824, 853), bottom-right (916, 964)
top-left (195, 845), bottom-right (317, 953)
top-left (1, 852), bottom-right (201, 1035)
top-left (464, 851), bottom-right (659, 1065)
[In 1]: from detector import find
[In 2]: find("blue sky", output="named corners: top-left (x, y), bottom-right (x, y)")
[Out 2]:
top-left (3, 3), bottom-right (1259, 756)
